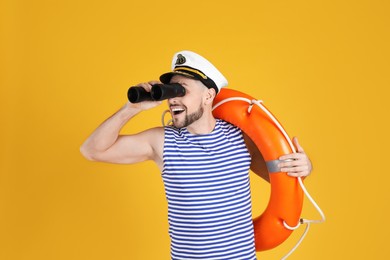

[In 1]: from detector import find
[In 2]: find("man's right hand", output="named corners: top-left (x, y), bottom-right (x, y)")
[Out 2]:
top-left (126, 81), bottom-right (163, 111)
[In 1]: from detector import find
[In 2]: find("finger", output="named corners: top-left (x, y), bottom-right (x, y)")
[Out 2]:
top-left (278, 158), bottom-right (307, 168)
top-left (292, 137), bottom-right (305, 153)
top-left (136, 82), bottom-right (153, 91)
top-left (280, 166), bottom-right (311, 178)
top-left (281, 165), bottom-right (310, 173)
top-left (279, 152), bottom-right (306, 161)
top-left (148, 80), bottom-right (162, 85)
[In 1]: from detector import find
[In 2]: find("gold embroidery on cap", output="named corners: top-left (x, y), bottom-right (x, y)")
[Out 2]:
top-left (174, 67), bottom-right (207, 79)
top-left (173, 71), bottom-right (194, 78)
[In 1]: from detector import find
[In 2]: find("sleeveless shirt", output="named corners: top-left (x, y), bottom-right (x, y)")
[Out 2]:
top-left (163, 119), bottom-right (256, 260)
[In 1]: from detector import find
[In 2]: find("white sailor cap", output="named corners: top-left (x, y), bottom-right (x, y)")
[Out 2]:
top-left (160, 50), bottom-right (228, 93)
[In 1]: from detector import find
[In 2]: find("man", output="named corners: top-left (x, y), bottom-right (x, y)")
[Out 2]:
top-left (80, 50), bottom-right (312, 260)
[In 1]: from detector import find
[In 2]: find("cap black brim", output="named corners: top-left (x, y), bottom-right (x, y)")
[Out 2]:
top-left (159, 70), bottom-right (219, 94)
top-left (159, 71), bottom-right (195, 84)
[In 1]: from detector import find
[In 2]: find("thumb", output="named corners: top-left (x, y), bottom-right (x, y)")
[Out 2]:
top-left (292, 136), bottom-right (305, 153)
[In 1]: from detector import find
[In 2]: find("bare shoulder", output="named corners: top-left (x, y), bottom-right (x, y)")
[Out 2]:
top-left (140, 126), bottom-right (164, 140)
top-left (131, 126), bottom-right (165, 154)
top-left (145, 126), bottom-right (165, 153)
top-left (136, 126), bottom-right (165, 169)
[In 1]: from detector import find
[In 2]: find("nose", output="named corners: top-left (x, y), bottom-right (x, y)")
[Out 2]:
top-left (168, 96), bottom-right (181, 105)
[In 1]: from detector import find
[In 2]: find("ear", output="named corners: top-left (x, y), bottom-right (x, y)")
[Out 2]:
top-left (204, 88), bottom-right (216, 105)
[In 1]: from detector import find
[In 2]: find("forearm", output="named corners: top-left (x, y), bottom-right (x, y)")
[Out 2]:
top-left (80, 103), bottom-right (141, 158)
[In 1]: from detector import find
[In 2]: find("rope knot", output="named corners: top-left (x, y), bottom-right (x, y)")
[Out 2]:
top-left (247, 99), bottom-right (263, 113)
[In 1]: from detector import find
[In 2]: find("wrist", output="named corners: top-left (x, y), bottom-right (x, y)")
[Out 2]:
top-left (119, 102), bottom-right (142, 120)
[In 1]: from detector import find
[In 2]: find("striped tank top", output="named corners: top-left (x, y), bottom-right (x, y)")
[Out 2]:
top-left (163, 119), bottom-right (256, 260)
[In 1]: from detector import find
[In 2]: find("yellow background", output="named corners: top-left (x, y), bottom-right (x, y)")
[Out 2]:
top-left (1, 0), bottom-right (389, 259)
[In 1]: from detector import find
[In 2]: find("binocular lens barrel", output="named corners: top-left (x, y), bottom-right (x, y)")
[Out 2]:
top-left (127, 83), bottom-right (185, 103)
top-left (151, 83), bottom-right (185, 101)
top-left (127, 87), bottom-right (154, 103)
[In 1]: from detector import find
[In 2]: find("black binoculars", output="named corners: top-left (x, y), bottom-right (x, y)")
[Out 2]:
top-left (127, 83), bottom-right (186, 103)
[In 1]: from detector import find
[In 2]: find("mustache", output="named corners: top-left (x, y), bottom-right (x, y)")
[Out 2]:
top-left (169, 103), bottom-right (187, 109)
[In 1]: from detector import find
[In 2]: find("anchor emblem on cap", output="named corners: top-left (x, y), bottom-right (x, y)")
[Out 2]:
top-left (175, 54), bottom-right (186, 65)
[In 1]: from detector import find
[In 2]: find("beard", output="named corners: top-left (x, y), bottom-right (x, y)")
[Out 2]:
top-left (173, 104), bottom-right (204, 129)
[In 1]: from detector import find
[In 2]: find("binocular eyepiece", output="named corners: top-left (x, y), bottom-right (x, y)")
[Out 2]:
top-left (127, 83), bottom-right (186, 103)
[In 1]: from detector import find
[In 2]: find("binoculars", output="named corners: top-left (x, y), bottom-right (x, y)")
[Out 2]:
top-left (127, 83), bottom-right (186, 103)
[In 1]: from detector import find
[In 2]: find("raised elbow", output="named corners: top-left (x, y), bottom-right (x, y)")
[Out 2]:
top-left (80, 145), bottom-right (97, 161)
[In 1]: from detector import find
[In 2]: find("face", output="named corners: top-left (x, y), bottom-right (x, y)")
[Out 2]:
top-left (168, 75), bottom-right (208, 129)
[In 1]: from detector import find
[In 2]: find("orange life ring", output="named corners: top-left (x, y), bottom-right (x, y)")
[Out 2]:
top-left (212, 88), bottom-right (304, 251)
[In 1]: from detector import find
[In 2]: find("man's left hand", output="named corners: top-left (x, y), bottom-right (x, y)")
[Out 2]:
top-left (277, 137), bottom-right (312, 178)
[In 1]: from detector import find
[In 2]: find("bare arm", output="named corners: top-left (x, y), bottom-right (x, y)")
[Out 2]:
top-left (80, 81), bottom-right (164, 170)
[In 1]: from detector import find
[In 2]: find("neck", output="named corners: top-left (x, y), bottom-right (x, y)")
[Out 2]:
top-left (186, 112), bottom-right (216, 135)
